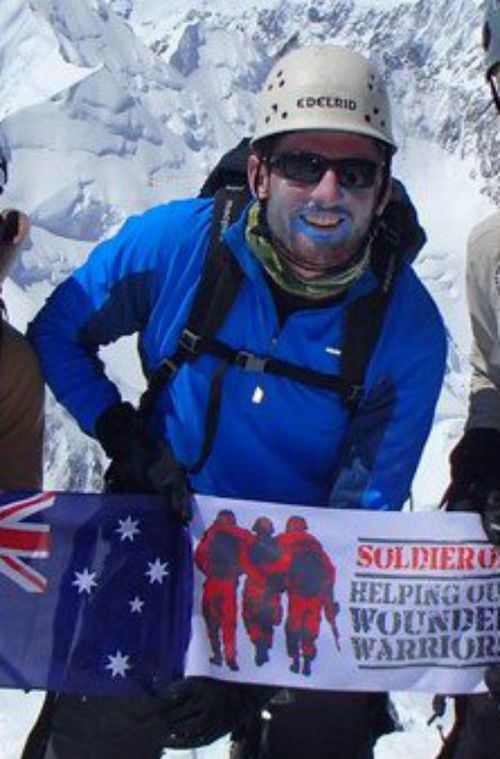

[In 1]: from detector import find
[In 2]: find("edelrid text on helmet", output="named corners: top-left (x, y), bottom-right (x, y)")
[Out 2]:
top-left (297, 96), bottom-right (357, 112)
top-left (483, 0), bottom-right (500, 110)
top-left (253, 45), bottom-right (397, 153)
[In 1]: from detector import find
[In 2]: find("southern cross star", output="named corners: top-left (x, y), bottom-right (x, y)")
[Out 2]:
top-left (72, 568), bottom-right (98, 595)
top-left (129, 596), bottom-right (145, 614)
top-left (146, 557), bottom-right (169, 584)
top-left (115, 515), bottom-right (141, 542)
top-left (105, 651), bottom-right (132, 678)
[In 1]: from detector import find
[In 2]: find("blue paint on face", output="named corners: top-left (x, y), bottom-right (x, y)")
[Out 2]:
top-left (290, 206), bottom-right (355, 247)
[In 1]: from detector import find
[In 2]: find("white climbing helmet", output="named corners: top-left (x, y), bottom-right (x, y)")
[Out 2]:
top-left (253, 45), bottom-right (397, 152)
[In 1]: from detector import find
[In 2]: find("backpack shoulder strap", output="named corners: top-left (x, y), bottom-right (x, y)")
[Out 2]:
top-left (198, 139), bottom-right (251, 198)
top-left (184, 185), bottom-right (248, 342)
top-left (340, 177), bottom-right (428, 403)
top-left (340, 248), bottom-right (400, 405)
top-left (139, 187), bottom-right (248, 420)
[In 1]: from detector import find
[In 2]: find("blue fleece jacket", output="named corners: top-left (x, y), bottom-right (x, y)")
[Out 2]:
top-left (29, 198), bottom-right (447, 510)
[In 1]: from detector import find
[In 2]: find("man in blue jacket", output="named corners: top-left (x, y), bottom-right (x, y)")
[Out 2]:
top-left (25, 44), bottom-right (446, 759)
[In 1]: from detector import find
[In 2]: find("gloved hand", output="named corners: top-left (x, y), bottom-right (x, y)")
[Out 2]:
top-left (159, 677), bottom-right (276, 749)
top-left (443, 428), bottom-right (500, 546)
top-left (95, 401), bottom-right (192, 522)
top-left (485, 665), bottom-right (500, 707)
top-left (0, 209), bottom-right (22, 243)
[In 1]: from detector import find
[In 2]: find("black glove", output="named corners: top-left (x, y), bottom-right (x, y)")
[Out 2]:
top-left (95, 402), bottom-right (192, 522)
top-left (159, 676), bottom-right (276, 749)
top-left (449, 428), bottom-right (500, 492)
top-left (444, 428), bottom-right (500, 546)
top-left (485, 665), bottom-right (500, 707)
top-left (0, 209), bottom-right (20, 244)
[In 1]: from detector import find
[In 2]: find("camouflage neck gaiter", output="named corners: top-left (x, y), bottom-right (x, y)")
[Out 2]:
top-left (245, 202), bottom-right (371, 300)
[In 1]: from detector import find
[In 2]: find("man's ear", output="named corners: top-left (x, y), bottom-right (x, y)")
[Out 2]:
top-left (375, 176), bottom-right (393, 219)
top-left (247, 154), bottom-right (270, 200)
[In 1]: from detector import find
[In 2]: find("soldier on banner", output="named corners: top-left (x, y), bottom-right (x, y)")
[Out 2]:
top-left (278, 516), bottom-right (338, 676)
top-left (241, 516), bottom-right (289, 667)
top-left (194, 509), bottom-right (250, 671)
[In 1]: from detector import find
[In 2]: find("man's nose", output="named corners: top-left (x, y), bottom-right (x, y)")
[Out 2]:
top-left (310, 169), bottom-right (344, 203)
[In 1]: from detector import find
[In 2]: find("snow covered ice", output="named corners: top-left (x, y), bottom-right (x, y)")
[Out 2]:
top-left (0, 0), bottom-right (497, 756)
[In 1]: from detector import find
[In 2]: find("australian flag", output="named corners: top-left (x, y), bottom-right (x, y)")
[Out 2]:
top-left (0, 491), bottom-right (192, 696)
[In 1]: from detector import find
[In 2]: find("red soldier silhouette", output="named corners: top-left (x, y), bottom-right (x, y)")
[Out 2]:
top-left (278, 515), bottom-right (340, 676)
top-left (194, 509), bottom-right (250, 671)
top-left (241, 516), bottom-right (290, 666)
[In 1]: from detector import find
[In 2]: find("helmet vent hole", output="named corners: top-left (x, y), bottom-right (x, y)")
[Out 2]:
top-left (253, 47), bottom-right (396, 152)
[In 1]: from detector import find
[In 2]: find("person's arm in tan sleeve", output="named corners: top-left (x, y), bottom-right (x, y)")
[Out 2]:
top-left (0, 322), bottom-right (44, 489)
top-left (466, 215), bottom-right (500, 430)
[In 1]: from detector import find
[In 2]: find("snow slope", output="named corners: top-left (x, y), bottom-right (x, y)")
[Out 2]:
top-left (0, 0), bottom-right (496, 756)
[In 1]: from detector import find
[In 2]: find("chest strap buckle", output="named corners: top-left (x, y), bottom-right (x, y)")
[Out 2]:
top-left (235, 351), bottom-right (268, 373)
top-left (179, 328), bottom-right (203, 355)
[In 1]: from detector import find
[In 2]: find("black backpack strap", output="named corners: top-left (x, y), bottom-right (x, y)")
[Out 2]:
top-left (185, 337), bottom-right (361, 402)
top-left (191, 241), bottom-right (399, 418)
top-left (183, 329), bottom-right (367, 475)
top-left (188, 357), bottom-right (231, 475)
top-left (139, 187), bottom-right (247, 422)
top-left (338, 179), bottom-right (427, 409)
top-left (198, 138), bottom-right (251, 198)
top-left (340, 249), bottom-right (399, 405)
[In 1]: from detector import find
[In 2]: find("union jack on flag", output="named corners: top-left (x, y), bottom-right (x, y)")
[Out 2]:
top-left (0, 491), bottom-right (55, 593)
top-left (0, 491), bottom-right (192, 695)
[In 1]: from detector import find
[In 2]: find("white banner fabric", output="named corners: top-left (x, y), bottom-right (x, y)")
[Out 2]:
top-left (185, 496), bottom-right (500, 695)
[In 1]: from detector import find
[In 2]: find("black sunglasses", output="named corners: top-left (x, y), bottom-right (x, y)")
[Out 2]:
top-left (268, 151), bottom-right (384, 189)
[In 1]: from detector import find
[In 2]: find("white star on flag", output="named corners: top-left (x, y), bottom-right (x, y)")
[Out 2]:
top-left (115, 515), bottom-right (140, 542)
top-left (129, 596), bottom-right (145, 614)
top-left (72, 568), bottom-right (97, 595)
top-left (105, 650), bottom-right (132, 678)
top-left (146, 557), bottom-right (169, 584)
